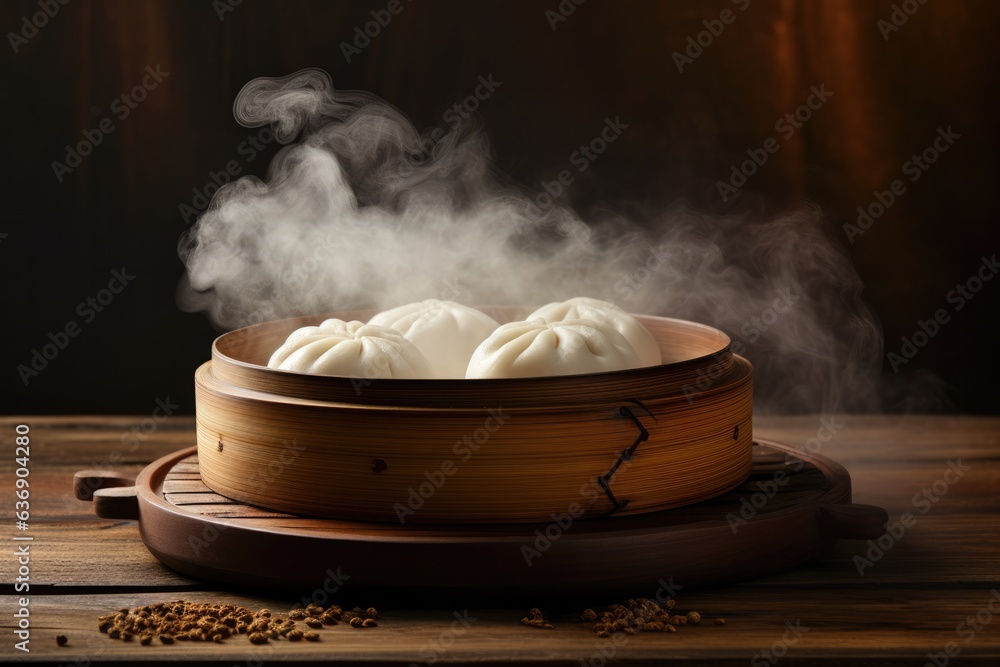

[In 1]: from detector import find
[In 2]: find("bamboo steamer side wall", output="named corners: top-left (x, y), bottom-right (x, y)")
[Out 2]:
top-left (194, 358), bottom-right (753, 524)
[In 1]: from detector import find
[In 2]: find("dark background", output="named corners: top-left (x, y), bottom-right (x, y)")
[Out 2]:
top-left (2, 0), bottom-right (997, 415)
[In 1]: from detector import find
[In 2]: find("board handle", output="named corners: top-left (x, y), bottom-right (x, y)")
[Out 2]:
top-left (74, 470), bottom-right (139, 520)
top-left (818, 502), bottom-right (888, 540)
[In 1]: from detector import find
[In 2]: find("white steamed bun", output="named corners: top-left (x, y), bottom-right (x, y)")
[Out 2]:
top-left (369, 299), bottom-right (499, 379)
top-left (526, 297), bottom-right (660, 367)
top-left (465, 319), bottom-right (644, 378)
top-left (267, 319), bottom-right (433, 378)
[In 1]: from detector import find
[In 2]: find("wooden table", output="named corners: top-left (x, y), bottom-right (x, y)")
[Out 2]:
top-left (2, 415), bottom-right (998, 665)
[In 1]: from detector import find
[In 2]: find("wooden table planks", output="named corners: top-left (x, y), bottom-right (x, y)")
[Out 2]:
top-left (1, 414), bottom-right (998, 665)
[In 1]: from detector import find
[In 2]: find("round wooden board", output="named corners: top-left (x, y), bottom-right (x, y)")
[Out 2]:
top-left (76, 440), bottom-right (886, 603)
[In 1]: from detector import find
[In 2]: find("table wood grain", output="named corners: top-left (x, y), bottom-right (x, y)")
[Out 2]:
top-left (2, 415), bottom-right (998, 665)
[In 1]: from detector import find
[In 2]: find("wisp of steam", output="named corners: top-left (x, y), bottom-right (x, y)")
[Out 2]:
top-left (178, 68), bottom-right (883, 413)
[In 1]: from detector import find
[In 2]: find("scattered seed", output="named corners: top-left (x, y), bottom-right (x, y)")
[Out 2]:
top-left (96, 599), bottom-right (381, 647)
top-left (520, 607), bottom-right (554, 629)
top-left (575, 597), bottom-right (720, 638)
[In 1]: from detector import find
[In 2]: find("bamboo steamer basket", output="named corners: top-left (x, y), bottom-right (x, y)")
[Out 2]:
top-left (194, 308), bottom-right (753, 524)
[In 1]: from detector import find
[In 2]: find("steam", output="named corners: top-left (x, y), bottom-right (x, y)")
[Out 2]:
top-left (178, 68), bottom-right (883, 413)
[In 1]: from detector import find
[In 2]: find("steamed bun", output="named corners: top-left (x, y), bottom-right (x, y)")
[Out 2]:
top-left (369, 300), bottom-right (500, 379)
top-left (267, 319), bottom-right (433, 378)
top-left (526, 297), bottom-right (661, 367)
top-left (465, 319), bottom-right (644, 378)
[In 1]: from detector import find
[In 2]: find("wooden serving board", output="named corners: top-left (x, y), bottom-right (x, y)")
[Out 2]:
top-left (75, 440), bottom-right (886, 603)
